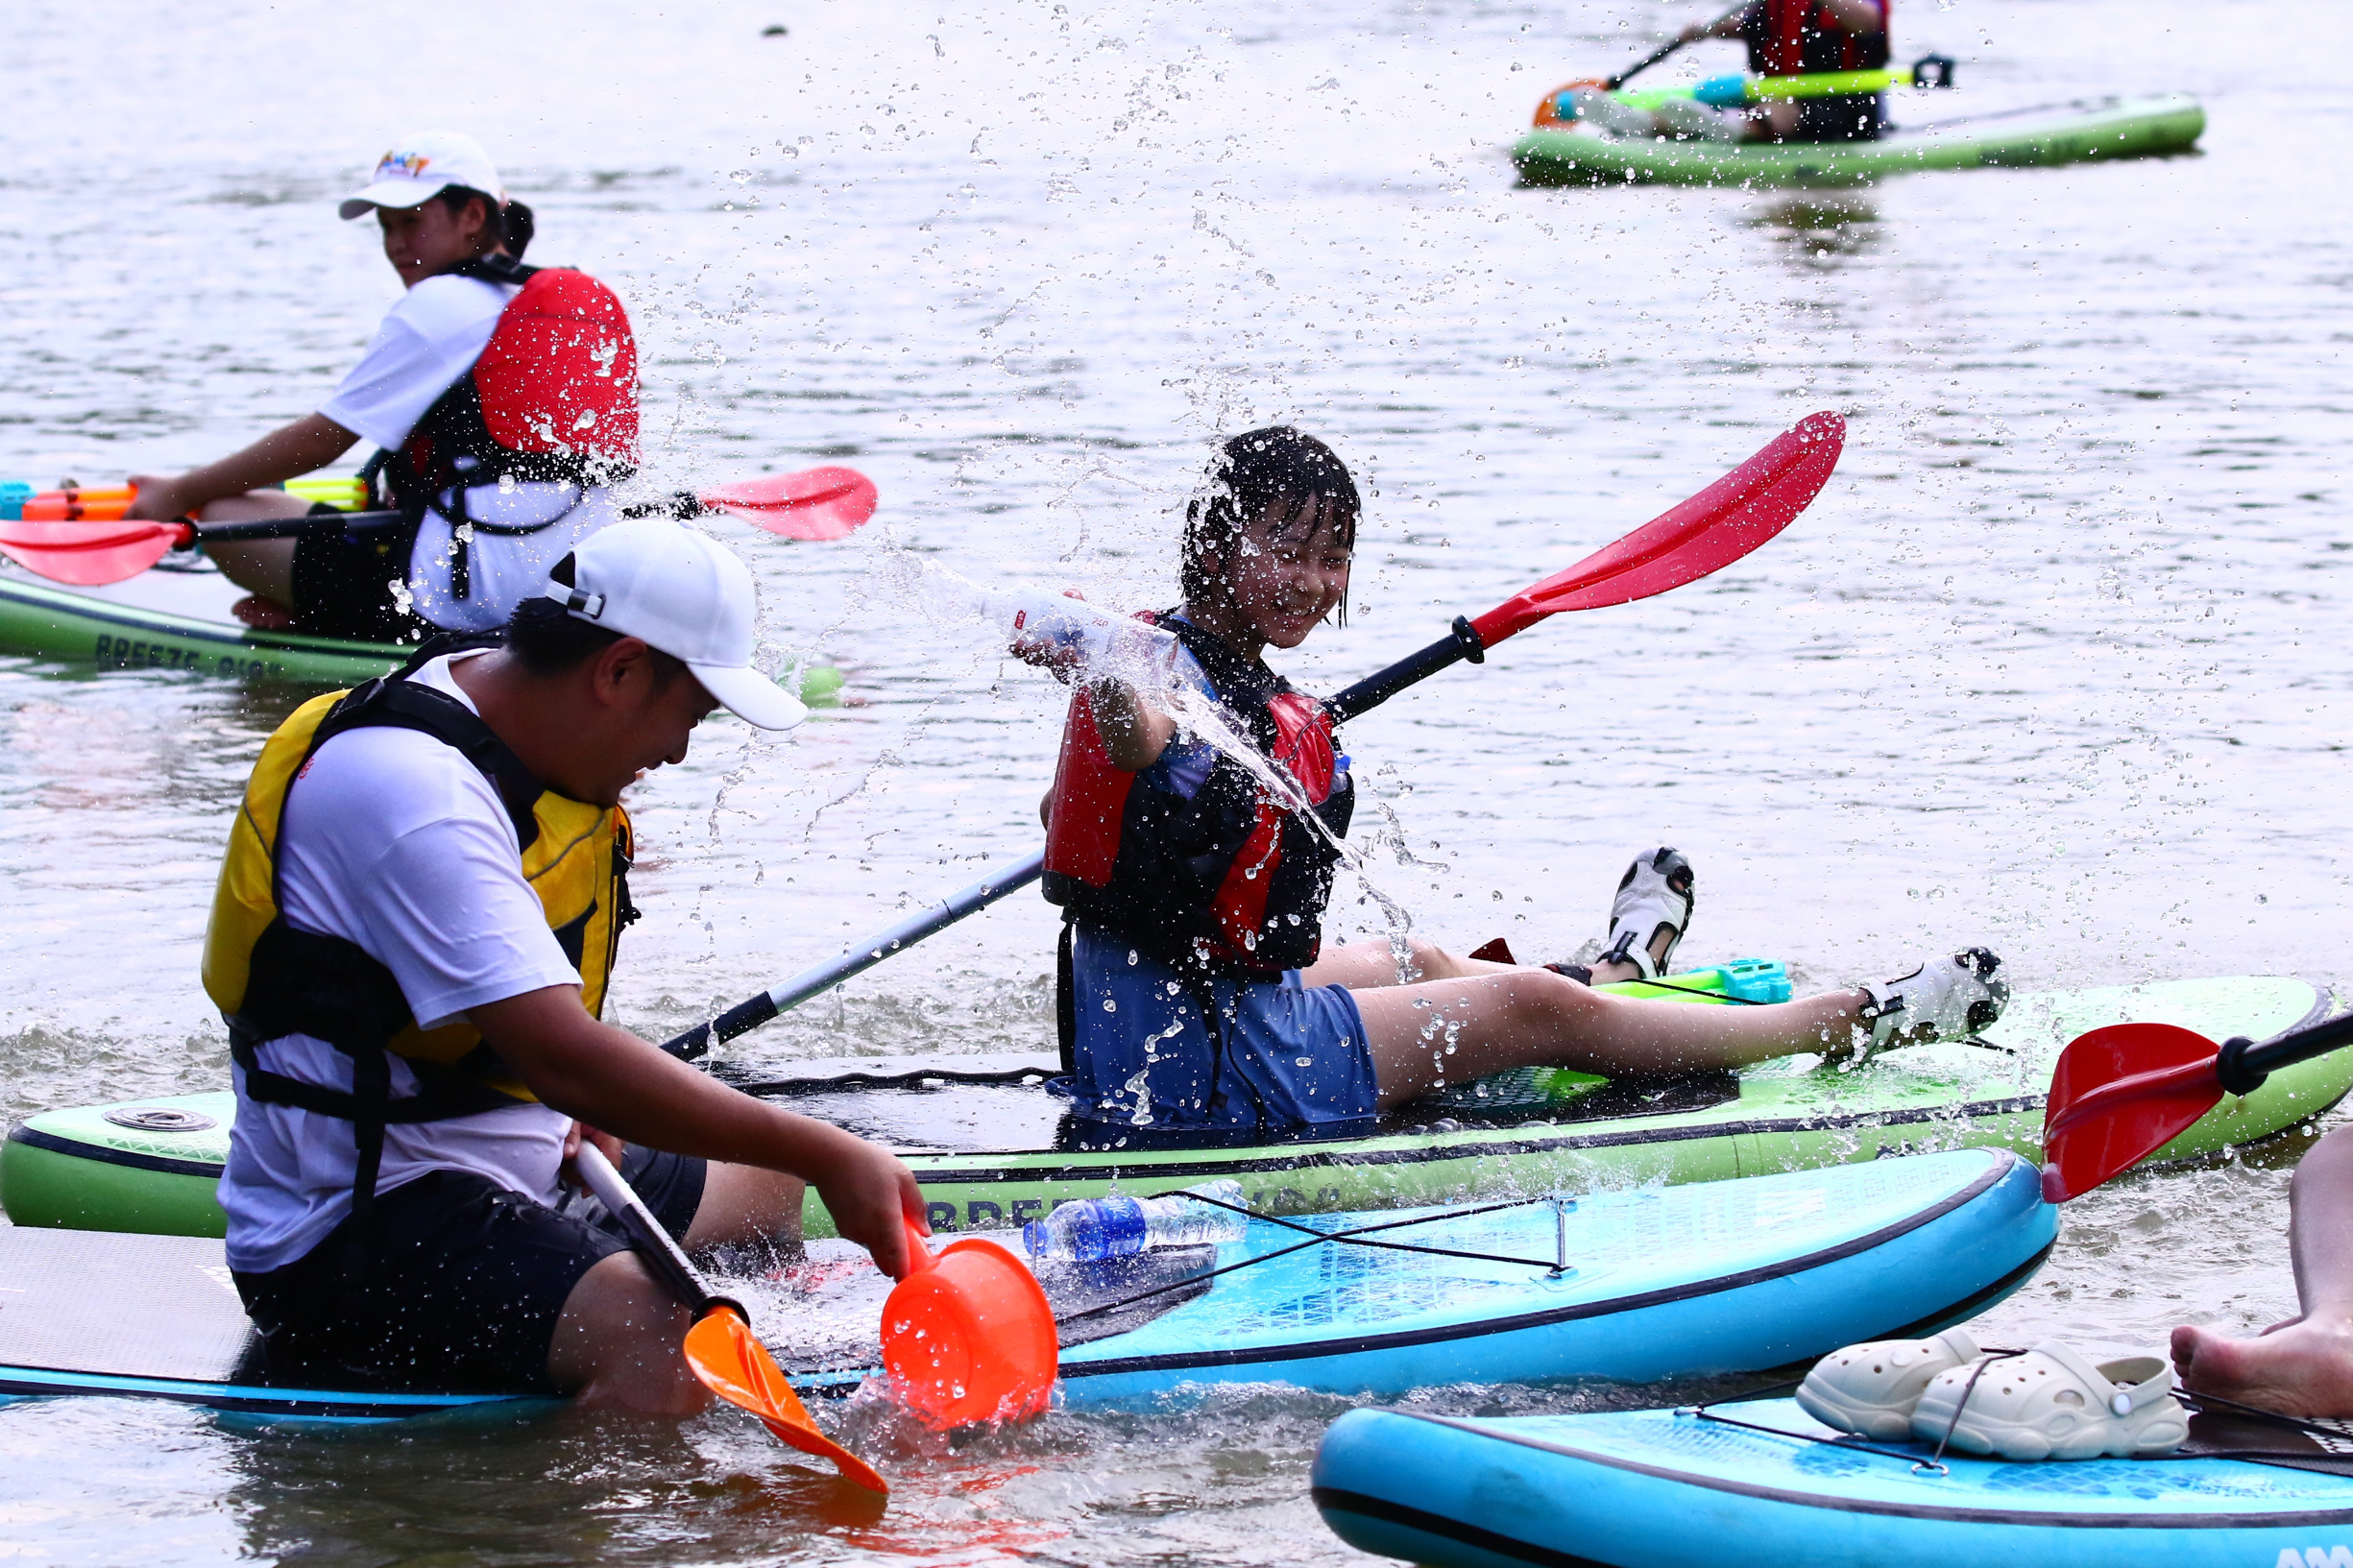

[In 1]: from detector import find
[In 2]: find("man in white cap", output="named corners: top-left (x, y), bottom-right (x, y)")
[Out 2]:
top-left (202, 519), bottom-right (921, 1411)
top-left (129, 131), bottom-right (642, 642)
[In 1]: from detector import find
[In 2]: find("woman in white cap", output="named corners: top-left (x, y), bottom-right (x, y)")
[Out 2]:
top-left (128, 131), bottom-right (642, 641)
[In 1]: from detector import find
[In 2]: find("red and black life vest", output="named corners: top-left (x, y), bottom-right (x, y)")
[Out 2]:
top-left (381, 254), bottom-right (641, 597)
top-left (1741, 0), bottom-right (1890, 74)
top-left (1043, 616), bottom-right (1354, 980)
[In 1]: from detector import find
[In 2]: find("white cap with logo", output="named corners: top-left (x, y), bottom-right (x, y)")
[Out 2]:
top-left (543, 518), bottom-right (809, 732)
top-left (340, 131), bottom-right (505, 221)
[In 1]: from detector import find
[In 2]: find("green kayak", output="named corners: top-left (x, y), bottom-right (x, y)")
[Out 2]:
top-left (1514, 94), bottom-right (2204, 189)
top-left (0, 560), bottom-right (845, 699)
top-left (4, 974), bottom-right (2341, 1242)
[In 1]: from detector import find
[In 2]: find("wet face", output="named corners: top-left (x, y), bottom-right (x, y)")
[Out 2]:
top-left (584, 647), bottom-right (719, 808)
top-left (1204, 497), bottom-right (1353, 651)
top-left (376, 196), bottom-right (489, 287)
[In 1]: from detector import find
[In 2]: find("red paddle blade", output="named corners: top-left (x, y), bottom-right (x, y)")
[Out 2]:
top-left (699, 466), bottom-right (878, 542)
top-left (2040, 1022), bottom-right (2224, 1202)
top-left (1468, 411), bottom-right (1845, 648)
top-left (0, 517), bottom-right (188, 586)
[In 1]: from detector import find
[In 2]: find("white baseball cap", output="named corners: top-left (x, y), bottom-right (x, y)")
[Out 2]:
top-left (543, 518), bottom-right (808, 731)
top-left (340, 131), bottom-right (504, 220)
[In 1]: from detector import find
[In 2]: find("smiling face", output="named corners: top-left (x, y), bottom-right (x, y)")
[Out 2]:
top-left (587, 654), bottom-right (720, 809)
top-left (1189, 495), bottom-right (1354, 655)
top-left (376, 194), bottom-right (492, 287)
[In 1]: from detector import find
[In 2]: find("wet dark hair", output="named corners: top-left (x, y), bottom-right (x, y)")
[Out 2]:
top-left (1181, 426), bottom-right (1361, 620)
top-left (433, 184), bottom-right (535, 259)
top-left (504, 555), bottom-right (686, 681)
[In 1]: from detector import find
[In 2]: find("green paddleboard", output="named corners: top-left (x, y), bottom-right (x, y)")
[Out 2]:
top-left (1513, 94), bottom-right (2204, 189)
top-left (3, 975), bottom-right (2339, 1242)
top-left (0, 562), bottom-right (846, 702)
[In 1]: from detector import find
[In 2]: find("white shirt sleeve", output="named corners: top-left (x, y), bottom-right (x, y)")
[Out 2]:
top-left (320, 275), bottom-right (515, 451)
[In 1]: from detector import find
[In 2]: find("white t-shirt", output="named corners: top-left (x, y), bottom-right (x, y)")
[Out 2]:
top-left (218, 651), bottom-right (584, 1273)
top-left (318, 273), bottom-right (620, 634)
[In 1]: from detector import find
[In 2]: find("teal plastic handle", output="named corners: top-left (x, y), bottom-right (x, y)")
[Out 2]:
top-left (1720, 957), bottom-right (1792, 1004)
top-left (1692, 73), bottom-right (1750, 108)
top-left (0, 482), bottom-right (31, 522)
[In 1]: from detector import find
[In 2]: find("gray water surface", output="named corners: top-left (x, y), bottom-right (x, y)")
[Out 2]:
top-left (2, 0), bottom-right (2347, 1560)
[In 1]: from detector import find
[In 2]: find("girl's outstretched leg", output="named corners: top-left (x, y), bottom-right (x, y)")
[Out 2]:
top-left (1354, 968), bottom-right (1863, 1108)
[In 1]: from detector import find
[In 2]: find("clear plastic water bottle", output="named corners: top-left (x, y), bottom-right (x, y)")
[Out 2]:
top-left (1022, 1180), bottom-right (1249, 1262)
top-left (916, 562), bottom-right (1181, 687)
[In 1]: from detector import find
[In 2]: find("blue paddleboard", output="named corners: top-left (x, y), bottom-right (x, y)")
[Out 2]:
top-left (1314, 1396), bottom-right (2353, 1568)
top-left (1, 1148), bottom-right (2050, 1426)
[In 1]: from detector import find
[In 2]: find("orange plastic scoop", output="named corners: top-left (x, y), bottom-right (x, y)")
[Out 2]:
top-left (881, 1221), bottom-right (1058, 1429)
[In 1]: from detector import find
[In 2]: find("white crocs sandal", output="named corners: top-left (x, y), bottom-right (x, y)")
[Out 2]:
top-left (1599, 848), bottom-right (1694, 981)
top-left (1909, 1343), bottom-right (2189, 1461)
top-left (1856, 948), bottom-right (2010, 1059)
top-left (1795, 1328), bottom-right (1985, 1440)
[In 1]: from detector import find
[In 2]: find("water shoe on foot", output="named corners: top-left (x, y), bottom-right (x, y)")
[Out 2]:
top-left (1598, 848), bottom-right (1694, 980)
top-left (1856, 947), bottom-right (2008, 1059)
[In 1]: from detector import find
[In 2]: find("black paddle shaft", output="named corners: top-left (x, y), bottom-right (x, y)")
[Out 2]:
top-left (1322, 615), bottom-right (1488, 725)
top-left (1604, 2), bottom-right (1745, 91)
top-left (2217, 1012), bottom-right (2353, 1097)
top-left (195, 509), bottom-right (410, 543)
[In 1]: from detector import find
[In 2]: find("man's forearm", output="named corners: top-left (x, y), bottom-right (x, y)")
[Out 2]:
top-left (480, 990), bottom-right (860, 1173)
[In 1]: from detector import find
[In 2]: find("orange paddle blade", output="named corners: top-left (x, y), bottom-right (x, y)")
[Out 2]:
top-left (700, 466), bottom-right (878, 542)
top-left (683, 1310), bottom-right (887, 1494)
top-left (0, 517), bottom-right (189, 586)
top-left (2040, 1022), bottom-right (2224, 1202)
top-left (881, 1231), bottom-right (1057, 1431)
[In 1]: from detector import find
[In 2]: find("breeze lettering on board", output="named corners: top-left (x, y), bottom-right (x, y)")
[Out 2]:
top-left (2282, 1548), bottom-right (2353, 1568)
top-left (93, 634), bottom-right (270, 680)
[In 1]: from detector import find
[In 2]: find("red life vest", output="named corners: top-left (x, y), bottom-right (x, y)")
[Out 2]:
top-left (1043, 616), bottom-right (1354, 978)
top-left (1742, 0), bottom-right (1890, 75)
top-left (396, 257), bottom-right (641, 505)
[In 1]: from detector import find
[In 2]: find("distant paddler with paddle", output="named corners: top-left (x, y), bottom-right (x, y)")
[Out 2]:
top-left (1545, 0), bottom-right (1896, 146)
top-left (123, 131), bottom-right (642, 641)
top-left (1016, 420), bottom-right (2012, 1146)
top-left (206, 517), bottom-right (924, 1425)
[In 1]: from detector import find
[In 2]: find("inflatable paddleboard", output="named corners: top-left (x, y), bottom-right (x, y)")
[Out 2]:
top-left (0, 1150), bottom-right (2049, 1425)
top-left (1314, 1394), bottom-right (2353, 1568)
top-left (0, 557), bottom-right (847, 699)
top-left (6, 975), bottom-right (2338, 1242)
top-left (1513, 94), bottom-right (2204, 189)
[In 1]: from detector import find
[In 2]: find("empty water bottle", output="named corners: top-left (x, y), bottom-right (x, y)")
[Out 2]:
top-left (1022, 1179), bottom-right (1249, 1262)
top-left (915, 561), bottom-right (1181, 687)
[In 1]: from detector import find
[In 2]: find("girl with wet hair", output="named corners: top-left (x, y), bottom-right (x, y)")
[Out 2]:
top-left (1023, 426), bottom-right (2008, 1148)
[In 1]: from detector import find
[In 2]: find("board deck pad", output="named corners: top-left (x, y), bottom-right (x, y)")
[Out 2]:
top-left (0, 1227), bottom-right (257, 1383)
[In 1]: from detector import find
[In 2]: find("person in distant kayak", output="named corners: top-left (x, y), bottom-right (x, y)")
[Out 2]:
top-left (127, 130), bottom-right (640, 641)
top-left (205, 517), bottom-right (923, 1408)
top-left (1021, 426), bottom-right (2008, 1147)
top-left (1571, 0), bottom-right (1891, 145)
top-left (2171, 1124), bottom-right (2353, 1418)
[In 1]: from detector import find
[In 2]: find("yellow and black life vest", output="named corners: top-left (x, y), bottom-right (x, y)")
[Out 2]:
top-left (202, 648), bottom-right (635, 1215)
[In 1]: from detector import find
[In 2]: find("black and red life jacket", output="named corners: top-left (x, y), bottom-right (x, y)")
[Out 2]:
top-left (1741, 0), bottom-right (1890, 75)
top-left (1042, 616), bottom-right (1355, 980)
top-left (381, 255), bottom-right (641, 595)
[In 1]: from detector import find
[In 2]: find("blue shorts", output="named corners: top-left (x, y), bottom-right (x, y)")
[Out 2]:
top-left (1056, 923), bottom-right (1379, 1144)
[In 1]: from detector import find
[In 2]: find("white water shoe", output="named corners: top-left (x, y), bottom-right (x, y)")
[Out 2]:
top-left (1910, 1343), bottom-right (2188, 1460)
top-left (1795, 1328), bottom-right (1985, 1440)
top-left (1599, 848), bottom-right (1695, 980)
top-left (1856, 948), bottom-right (2009, 1058)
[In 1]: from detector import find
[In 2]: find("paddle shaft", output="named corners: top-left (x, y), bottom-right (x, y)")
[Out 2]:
top-left (660, 852), bottom-right (1047, 1060)
top-left (2217, 1011), bottom-right (2353, 1096)
top-left (572, 1142), bottom-right (743, 1318)
top-left (1606, 2), bottom-right (1744, 91)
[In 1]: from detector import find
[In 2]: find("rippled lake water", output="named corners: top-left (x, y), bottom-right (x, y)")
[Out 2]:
top-left (3, 0), bottom-right (2349, 1560)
